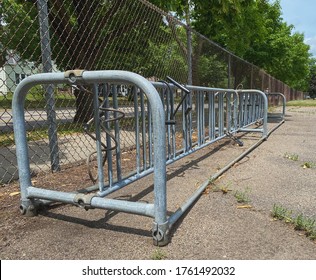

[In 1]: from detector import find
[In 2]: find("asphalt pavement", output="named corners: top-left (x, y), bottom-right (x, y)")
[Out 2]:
top-left (0, 106), bottom-right (316, 259)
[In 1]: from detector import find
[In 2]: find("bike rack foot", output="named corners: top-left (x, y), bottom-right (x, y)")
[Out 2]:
top-left (152, 221), bottom-right (170, 246)
top-left (226, 132), bottom-right (244, 146)
top-left (20, 199), bottom-right (39, 217)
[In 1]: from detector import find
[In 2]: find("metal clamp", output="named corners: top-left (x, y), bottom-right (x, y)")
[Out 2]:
top-left (226, 132), bottom-right (244, 146)
top-left (152, 221), bottom-right (169, 246)
top-left (64, 69), bottom-right (85, 83)
top-left (73, 193), bottom-right (97, 210)
top-left (20, 199), bottom-right (39, 217)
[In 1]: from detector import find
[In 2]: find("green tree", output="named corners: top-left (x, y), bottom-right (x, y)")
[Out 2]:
top-left (1, 0), bottom-right (170, 122)
top-left (154, 0), bottom-right (312, 91)
top-left (309, 58), bottom-right (316, 98)
top-left (0, 0), bottom-right (41, 65)
top-left (199, 0), bottom-right (311, 91)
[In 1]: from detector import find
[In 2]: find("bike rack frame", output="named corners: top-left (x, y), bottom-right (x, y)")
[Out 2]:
top-left (266, 92), bottom-right (286, 121)
top-left (13, 70), bottom-right (271, 246)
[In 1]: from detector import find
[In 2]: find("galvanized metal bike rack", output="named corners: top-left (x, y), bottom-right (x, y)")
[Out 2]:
top-left (266, 92), bottom-right (286, 121)
top-left (13, 70), bottom-right (273, 246)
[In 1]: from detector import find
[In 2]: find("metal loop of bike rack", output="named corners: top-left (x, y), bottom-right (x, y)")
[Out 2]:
top-left (266, 92), bottom-right (286, 121)
top-left (13, 70), bottom-right (283, 246)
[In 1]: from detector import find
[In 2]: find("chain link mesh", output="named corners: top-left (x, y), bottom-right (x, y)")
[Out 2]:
top-left (0, 0), bottom-right (304, 184)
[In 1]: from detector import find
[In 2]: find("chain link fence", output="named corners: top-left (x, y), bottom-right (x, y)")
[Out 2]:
top-left (0, 0), bottom-right (304, 184)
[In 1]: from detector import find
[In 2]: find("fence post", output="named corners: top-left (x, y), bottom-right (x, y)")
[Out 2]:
top-left (228, 54), bottom-right (231, 88)
top-left (187, 26), bottom-right (193, 85)
top-left (185, 0), bottom-right (193, 85)
top-left (37, 0), bottom-right (60, 172)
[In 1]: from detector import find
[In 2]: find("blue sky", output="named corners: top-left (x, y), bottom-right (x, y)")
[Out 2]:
top-left (279, 0), bottom-right (316, 57)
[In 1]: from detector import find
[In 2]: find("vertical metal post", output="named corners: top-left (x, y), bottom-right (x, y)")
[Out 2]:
top-left (134, 86), bottom-right (141, 174)
top-left (251, 65), bottom-right (254, 88)
top-left (185, 0), bottom-right (193, 86)
top-left (218, 92), bottom-right (224, 136)
top-left (105, 85), bottom-right (113, 187)
top-left (147, 98), bottom-right (153, 167)
top-left (228, 55), bottom-right (231, 88)
top-left (238, 92), bottom-right (244, 129)
top-left (92, 84), bottom-right (105, 191)
top-left (186, 23), bottom-right (193, 151)
top-left (166, 87), bottom-right (171, 159)
top-left (37, 0), bottom-right (60, 172)
top-left (201, 91), bottom-right (205, 144)
top-left (226, 92), bottom-right (232, 132)
top-left (112, 85), bottom-right (122, 181)
top-left (141, 91), bottom-right (147, 171)
top-left (244, 93), bottom-right (249, 125)
top-left (209, 92), bottom-right (215, 140)
top-left (233, 92), bottom-right (238, 131)
top-left (196, 92), bottom-right (200, 145)
top-left (182, 90), bottom-right (187, 150)
top-left (187, 26), bottom-right (193, 85)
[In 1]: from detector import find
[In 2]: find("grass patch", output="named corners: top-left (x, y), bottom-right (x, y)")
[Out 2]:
top-left (0, 123), bottom-right (85, 147)
top-left (0, 134), bottom-right (15, 147)
top-left (151, 248), bottom-right (166, 260)
top-left (0, 89), bottom-right (76, 109)
top-left (286, 99), bottom-right (316, 107)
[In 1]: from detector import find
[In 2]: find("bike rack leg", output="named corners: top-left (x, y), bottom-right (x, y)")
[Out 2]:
top-left (20, 199), bottom-right (39, 217)
top-left (152, 221), bottom-right (169, 246)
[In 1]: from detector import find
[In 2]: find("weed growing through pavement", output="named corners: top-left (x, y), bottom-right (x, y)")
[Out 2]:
top-left (211, 182), bottom-right (233, 194)
top-left (151, 248), bottom-right (166, 260)
top-left (294, 214), bottom-right (316, 235)
top-left (305, 220), bottom-right (316, 237)
top-left (301, 162), bottom-right (316, 169)
top-left (234, 188), bottom-right (251, 204)
top-left (271, 204), bottom-right (293, 222)
top-left (283, 153), bottom-right (316, 169)
top-left (309, 231), bottom-right (316, 241)
top-left (284, 152), bottom-right (299, 161)
top-left (271, 204), bottom-right (316, 242)
top-left (293, 213), bottom-right (306, 230)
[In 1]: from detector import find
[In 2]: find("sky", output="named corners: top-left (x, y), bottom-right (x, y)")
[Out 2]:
top-left (279, 0), bottom-right (316, 57)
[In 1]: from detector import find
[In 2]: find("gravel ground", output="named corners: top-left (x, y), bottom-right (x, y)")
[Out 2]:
top-left (0, 106), bottom-right (316, 260)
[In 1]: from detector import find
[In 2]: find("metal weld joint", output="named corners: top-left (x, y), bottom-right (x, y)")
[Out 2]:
top-left (64, 69), bottom-right (85, 83)
top-left (152, 221), bottom-right (169, 246)
top-left (73, 193), bottom-right (96, 210)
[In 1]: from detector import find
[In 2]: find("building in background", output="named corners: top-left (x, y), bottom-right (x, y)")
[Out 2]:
top-left (0, 50), bottom-right (39, 96)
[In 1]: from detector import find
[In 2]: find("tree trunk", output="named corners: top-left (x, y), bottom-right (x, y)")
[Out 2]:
top-left (73, 87), bottom-right (95, 123)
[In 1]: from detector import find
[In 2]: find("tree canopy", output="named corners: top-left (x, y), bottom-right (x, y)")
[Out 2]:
top-left (1, 0), bottom-right (315, 96)
top-left (151, 0), bottom-right (315, 92)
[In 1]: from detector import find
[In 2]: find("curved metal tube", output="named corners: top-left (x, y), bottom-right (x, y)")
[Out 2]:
top-left (267, 92), bottom-right (286, 119)
top-left (12, 70), bottom-right (167, 243)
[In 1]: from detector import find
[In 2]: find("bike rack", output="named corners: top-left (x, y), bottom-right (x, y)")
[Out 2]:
top-left (266, 92), bottom-right (286, 121)
top-left (13, 70), bottom-right (273, 246)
